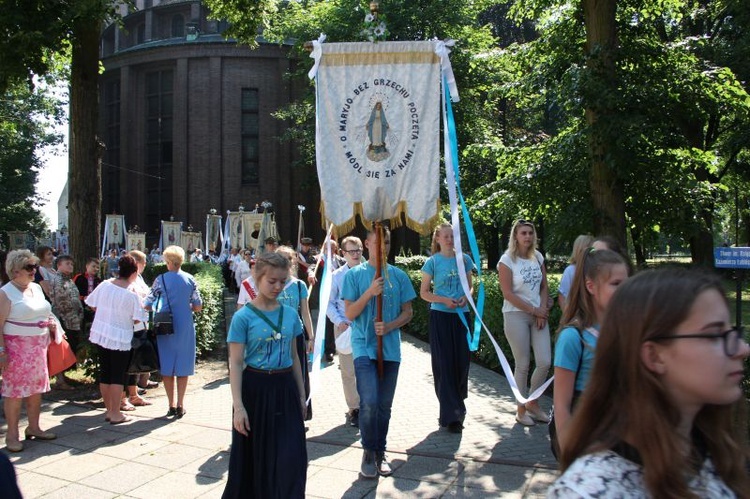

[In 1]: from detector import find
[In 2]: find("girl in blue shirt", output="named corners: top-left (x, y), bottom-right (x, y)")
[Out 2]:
top-left (552, 248), bottom-right (628, 456)
top-left (420, 223), bottom-right (475, 433)
top-left (223, 252), bottom-right (307, 499)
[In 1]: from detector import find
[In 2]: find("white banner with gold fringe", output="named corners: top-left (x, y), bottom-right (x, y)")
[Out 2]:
top-left (310, 41), bottom-right (441, 235)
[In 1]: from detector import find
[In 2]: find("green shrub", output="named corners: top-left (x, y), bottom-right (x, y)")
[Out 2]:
top-left (396, 254), bottom-right (428, 271)
top-left (143, 262), bottom-right (225, 357)
top-left (403, 268), bottom-right (561, 374)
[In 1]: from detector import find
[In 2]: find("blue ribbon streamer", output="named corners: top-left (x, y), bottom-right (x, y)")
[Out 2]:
top-left (443, 80), bottom-right (486, 352)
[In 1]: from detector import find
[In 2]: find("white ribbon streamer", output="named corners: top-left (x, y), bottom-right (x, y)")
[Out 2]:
top-left (307, 33), bottom-right (327, 80)
top-left (434, 39), bottom-right (459, 102)
top-left (441, 76), bottom-right (552, 405)
top-left (306, 224), bottom-right (334, 405)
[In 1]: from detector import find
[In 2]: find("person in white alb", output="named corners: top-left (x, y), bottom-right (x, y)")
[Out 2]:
top-left (326, 236), bottom-right (363, 427)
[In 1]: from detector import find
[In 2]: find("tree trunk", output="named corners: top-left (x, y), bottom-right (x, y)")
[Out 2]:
top-left (68, 18), bottom-right (102, 273)
top-left (630, 226), bottom-right (647, 269)
top-left (689, 208), bottom-right (715, 266)
top-left (582, 0), bottom-right (627, 248)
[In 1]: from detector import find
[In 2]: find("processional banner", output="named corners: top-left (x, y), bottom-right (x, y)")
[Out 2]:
top-left (181, 231), bottom-right (203, 253)
top-left (8, 231), bottom-right (27, 249)
top-left (310, 41), bottom-right (441, 235)
top-left (160, 221), bottom-right (182, 250)
top-left (205, 214), bottom-right (223, 252)
top-left (55, 234), bottom-right (70, 255)
top-left (126, 232), bottom-right (146, 252)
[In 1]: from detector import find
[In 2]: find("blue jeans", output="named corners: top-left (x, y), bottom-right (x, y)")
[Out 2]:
top-left (354, 357), bottom-right (400, 452)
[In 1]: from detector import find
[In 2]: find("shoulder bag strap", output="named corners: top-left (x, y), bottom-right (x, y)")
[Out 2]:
top-left (160, 274), bottom-right (172, 312)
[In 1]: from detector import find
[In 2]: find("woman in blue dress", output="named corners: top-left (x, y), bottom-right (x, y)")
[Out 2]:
top-left (145, 245), bottom-right (202, 418)
top-left (275, 245), bottom-right (315, 420)
top-left (223, 252), bottom-right (307, 499)
top-left (419, 223), bottom-right (475, 433)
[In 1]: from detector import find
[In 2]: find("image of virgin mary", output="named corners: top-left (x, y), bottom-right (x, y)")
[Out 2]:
top-left (366, 102), bottom-right (390, 162)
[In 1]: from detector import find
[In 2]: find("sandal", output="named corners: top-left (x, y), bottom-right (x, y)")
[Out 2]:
top-left (175, 406), bottom-right (186, 419)
top-left (110, 416), bottom-right (132, 425)
top-left (120, 401), bottom-right (136, 411)
top-left (129, 396), bottom-right (152, 407)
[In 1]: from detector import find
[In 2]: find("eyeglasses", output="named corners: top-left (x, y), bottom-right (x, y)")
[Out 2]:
top-left (343, 249), bottom-right (363, 255)
top-left (649, 326), bottom-right (746, 357)
top-left (517, 219), bottom-right (534, 227)
top-left (22, 264), bottom-right (39, 272)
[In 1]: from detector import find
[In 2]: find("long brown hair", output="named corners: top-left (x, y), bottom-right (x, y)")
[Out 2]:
top-left (558, 249), bottom-right (627, 331)
top-left (560, 268), bottom-right (749, 498)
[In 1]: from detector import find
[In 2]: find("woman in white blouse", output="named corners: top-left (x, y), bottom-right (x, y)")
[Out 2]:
top-left (86, 255), bottom-right (147, 425)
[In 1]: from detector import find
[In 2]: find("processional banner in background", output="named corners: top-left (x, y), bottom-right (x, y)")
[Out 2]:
top-left (310, 41), bottom-right (441, 235)
top-left (225, 212), bottom-right (265, 251)
top-left (101, 214), bottom-right (127, 256)
top-left (160, 221), bottom-right (182, 251)
top-left (181, 231), bottom-right (203, 253)
top-left (8, 231), bottom-right (28, 249)
top-left (126, 232), bottom-right (146, 252)
top-left (55, 234), bottom-right (70, 255)
top-left (205, 214), bottom-right (223, 252)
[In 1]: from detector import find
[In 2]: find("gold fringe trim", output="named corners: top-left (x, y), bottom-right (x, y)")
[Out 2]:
top-left (319, 199), bottom-right (441, 236)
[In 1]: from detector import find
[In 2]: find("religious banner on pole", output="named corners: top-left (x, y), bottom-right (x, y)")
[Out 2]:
top-left (226, 212), bottom-right (245, 250)
top-left (55, 233), bottom-right (70, 255)
top-left (309, 40), bottom-right (442, 235)
top-left (205, 213), bottom-right (223, 252)
top-left (126, 232), bottom-right (146, 252)
top-left (160, 221), bottom-right (182, 250)
top-left (8, 231), bottom-right (28, 250)
top-left (105, 214), bottom-right (126, 250)
top-left (244, 213), bottom-right (266, 251)
top-left (181, 231), bottom-right (203, 253)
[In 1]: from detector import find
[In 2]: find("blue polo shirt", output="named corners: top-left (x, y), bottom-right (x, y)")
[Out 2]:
top-left (227, 304), bottom-right (303, 369)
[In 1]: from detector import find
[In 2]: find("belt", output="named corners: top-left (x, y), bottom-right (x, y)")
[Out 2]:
top-left (245, 366), bottom-right (292, 375)
top-left (6, 319), bottom-right (50, 328)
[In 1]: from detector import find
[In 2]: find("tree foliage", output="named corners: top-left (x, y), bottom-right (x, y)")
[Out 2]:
top-left (0, 78), bottom-right (62, 243)
top-left (476, 0), bottom-right (750, 264)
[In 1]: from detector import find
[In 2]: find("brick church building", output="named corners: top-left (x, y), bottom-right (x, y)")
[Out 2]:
top-left (99, 0), bottom-right (318, 247)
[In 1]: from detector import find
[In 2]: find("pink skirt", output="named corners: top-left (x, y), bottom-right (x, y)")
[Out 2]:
top-left (1, 334), bottom-right (51, 398)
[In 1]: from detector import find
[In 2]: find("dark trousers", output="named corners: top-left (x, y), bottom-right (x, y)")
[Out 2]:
top-left (429, 310), bottom-right (470, 427)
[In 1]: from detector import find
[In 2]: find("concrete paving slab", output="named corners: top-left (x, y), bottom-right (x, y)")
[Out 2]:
top-left (15, 471), bottom-right (70, 497)
top-left (126, 469), bottom-right (225, 499)
top-left (78, 461), bottom-right (167, 494)
top-left (32, 451), bottom-right (125, 482)
top-left (37, 481), bottom-right (119, 499)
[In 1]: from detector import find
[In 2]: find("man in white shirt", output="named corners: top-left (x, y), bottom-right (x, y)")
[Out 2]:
top-left (326, 236), bottom-right (363, 427)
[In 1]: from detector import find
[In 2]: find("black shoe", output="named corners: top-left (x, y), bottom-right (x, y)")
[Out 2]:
top-left (447, 422), bottom-right (464, 434)
top-left (376, 451), bottom-right (393, 477)
top-left (325, 352), bottom-right (335, 362)
top-left (348, 409), bottom-right (359, 428)
top-left (175, 406), bottom-right (186, 419)
top-left (360, 450), bottom-right (377, 479)
top-left (166, 407), bottom-right (177, 417)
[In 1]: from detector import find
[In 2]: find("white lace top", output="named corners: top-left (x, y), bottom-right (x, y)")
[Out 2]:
top-left (547, 450), bottom-right (736, 498)
top-left (86, 280), bottom-right (146, 351)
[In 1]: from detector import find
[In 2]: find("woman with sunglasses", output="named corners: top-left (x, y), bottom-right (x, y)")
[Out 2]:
top-left (0, 250), bottom-right (59, 452)
top-left (549, 268), bottom-right (749, 497)
top-left (497, 219), bottom-right (552, 426)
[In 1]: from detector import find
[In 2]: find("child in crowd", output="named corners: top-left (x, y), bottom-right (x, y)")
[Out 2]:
top-left (550, 249), bottom-right (628, 457)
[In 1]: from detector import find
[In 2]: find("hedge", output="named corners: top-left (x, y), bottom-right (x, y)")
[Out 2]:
top-left (142, 262), bottom-right (225, 357)
top-left (398, 259), bottom-right (561, 375)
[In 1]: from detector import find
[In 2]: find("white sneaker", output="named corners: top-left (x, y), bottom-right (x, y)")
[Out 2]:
top-left (515, 412), bottom-right (536, 426)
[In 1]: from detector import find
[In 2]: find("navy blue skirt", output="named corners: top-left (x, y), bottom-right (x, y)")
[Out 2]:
top-left (429, 309), bottom-right (470, 427)
top-left (222, 368), bottom-right (307, 499)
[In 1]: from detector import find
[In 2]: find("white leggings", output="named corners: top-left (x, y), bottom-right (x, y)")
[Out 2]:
top-left (503, 311), bottom-right (551, 403)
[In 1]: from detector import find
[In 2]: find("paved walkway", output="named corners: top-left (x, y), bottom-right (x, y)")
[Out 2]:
top-left (1, 334), bottom-right (558, 498)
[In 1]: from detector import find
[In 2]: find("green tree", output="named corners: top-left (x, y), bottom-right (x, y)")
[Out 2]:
top-left (0, 0), bottom-right (118, 270)
top-left (476, 0), bottom-right (750, 265)
top-left (0, 78), bottom-right (61, 242)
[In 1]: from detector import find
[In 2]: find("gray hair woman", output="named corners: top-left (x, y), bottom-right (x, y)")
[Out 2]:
top-left (0, 250), bottom-right (58, 452)
top-left (145, 245), bottom-right (203, 418)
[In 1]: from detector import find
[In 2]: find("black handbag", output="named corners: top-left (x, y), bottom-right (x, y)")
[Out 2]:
top-left (128, 330), bottom-right (160, 373)
top-left (152, 275), bottom-right (174, 335)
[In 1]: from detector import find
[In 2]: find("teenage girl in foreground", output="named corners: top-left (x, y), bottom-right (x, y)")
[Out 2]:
top-left (548, 268), bottom-right (749, 498)
top-left (223, 252), bottom-right (307, 499)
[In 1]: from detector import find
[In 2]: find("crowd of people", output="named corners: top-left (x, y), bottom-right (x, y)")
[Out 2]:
top-left (0, 219), bottom-right (748, 498)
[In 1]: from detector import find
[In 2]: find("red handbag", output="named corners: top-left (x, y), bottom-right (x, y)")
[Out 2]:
top-left (48, 336), bottom-right (77, 376)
